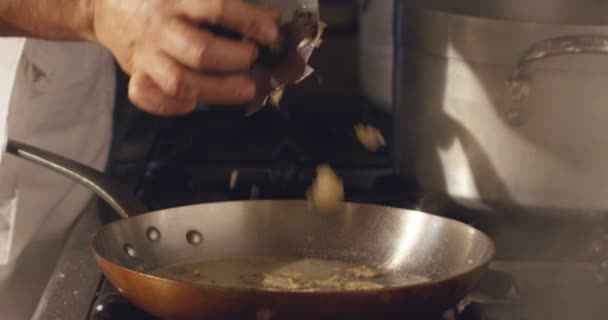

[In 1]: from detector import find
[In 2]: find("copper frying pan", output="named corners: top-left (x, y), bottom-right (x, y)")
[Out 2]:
top-left (6, 139), bottom-right (495, 319)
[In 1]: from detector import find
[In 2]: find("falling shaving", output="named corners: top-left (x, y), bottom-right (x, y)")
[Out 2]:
top-left (355, 124), bottom-right (386, 153)
top-left (307, 164), bottom-right (344, 212)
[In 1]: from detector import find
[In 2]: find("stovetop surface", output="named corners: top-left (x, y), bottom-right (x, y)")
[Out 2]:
top-left (134, 96), bottom-right (396, 210)
top-left (89, 97), bottom-right (608, 319)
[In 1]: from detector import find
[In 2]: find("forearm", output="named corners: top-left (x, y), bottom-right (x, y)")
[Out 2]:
top-left (0, 0), bottom-right (95, 40)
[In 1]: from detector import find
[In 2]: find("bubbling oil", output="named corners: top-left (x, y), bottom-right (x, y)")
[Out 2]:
top-left (149, 256), bottom-right (429, 292)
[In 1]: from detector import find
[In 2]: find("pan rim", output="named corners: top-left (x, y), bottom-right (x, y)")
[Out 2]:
top-left (91, 200), bottom-right (496, 295)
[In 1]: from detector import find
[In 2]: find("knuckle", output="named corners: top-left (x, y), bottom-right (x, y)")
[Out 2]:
top-left (174, 71), bottom-right (199, 101)
top-left (127, 50), bottom-right (144, 76)
top-left (127, 88), bottom-right (141, 107)
top-left (190, 38), bottom-right (209, 68)
top-left (128, 86), bottom-right (152, 113)
top-left (128, 58), bottom-right (141, 76)
top-left (247, 44), bottom-right (258, 64)
top-left (166, 68), bottom-right (185, 98)
top-left (128, 74), bottom-right (165, 115)
top-left (124, 41), bottom-right (138, 73)
top-left (207, 0), bottom-right (227, 24)
top-left (127, 76), bottom-right (143, 103)
top-left (243, 16), bottom-right (260, 36)
top-left (129, 40), bottom-right (155, 74)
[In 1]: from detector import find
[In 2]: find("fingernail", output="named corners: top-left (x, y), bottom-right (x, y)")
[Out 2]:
top-left (261, 23), bottom-right (278, 42)
top-left (240, 82), bottom-right (256, 99)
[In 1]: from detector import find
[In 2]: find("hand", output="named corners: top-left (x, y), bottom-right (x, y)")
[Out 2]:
top-left (92, 0), bottom-right (280, 116)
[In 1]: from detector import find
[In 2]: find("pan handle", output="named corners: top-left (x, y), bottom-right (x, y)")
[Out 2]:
top-left (5, 139), bottom-right (148, 219)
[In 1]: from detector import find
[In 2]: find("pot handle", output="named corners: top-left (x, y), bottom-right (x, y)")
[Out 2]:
top-left (505, 35), bottom-right (608, 126)
top-left (5, 139), bottom-right (148, 219)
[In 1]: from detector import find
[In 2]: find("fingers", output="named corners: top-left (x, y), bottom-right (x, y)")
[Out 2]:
top-left (129, 73), bottom-right (197, 116)
top-left (135, 49), bottom-right (256, 103)
top-left (157, 18), bottom-right (258, 71)
top-left (132, 49), bottom-right (195, 100)
top-left (124, 0), bottom-right (278, 115)
top-left (191, 73), bottom-right (256, 104)
top-left (177, 0), bottom-right (280, 45)
top-left (128, 57), bottom-right (257, 116)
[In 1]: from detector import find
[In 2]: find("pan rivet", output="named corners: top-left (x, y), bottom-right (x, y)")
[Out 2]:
top-left (186, 230), bottom-right (204, 246)
top-left (124, 244), bottom-right (137, 258)
top-left (146, 227), bottom-right (161, 242)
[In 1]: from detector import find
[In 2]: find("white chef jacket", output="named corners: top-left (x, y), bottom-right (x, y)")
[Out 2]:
top-left (0, 39), bottom-right (115, 319)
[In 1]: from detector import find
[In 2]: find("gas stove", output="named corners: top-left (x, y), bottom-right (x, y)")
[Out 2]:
top-left (33, 95), bottom-right (608, 320)
top-left (98, 97), bottom-right (608, 319)
top-left (134, 96), bottom-right (400, 210)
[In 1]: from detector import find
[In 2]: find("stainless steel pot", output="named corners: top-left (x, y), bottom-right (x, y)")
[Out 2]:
top-left (356, 0), bottom-right (394, 111)
top-left (394, 1), bottom-right (608, 213)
